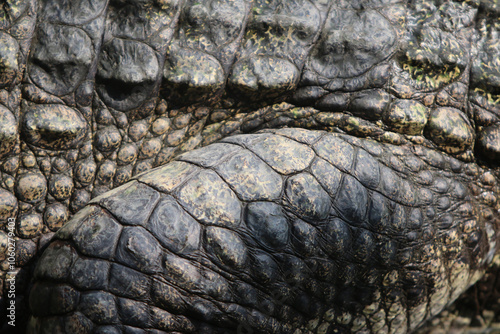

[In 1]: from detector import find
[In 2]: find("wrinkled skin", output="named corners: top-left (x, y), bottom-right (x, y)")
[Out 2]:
top-left (0, 0), bottom-right (499, 333)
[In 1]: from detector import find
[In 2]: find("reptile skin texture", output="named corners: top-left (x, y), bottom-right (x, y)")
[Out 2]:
top-left (0, 0), bottom-right (499, 333)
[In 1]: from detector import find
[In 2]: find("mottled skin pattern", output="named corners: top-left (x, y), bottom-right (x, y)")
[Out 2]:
top-left (0, 0), bottom-right (499, 333)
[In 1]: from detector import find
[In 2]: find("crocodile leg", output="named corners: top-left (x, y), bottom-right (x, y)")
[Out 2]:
top-left (28, 129), bottom-right (500, 333)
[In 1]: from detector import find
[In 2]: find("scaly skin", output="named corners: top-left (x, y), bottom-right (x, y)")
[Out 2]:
top-left (28, 129), bottom-right (500, 333)
top-left (0, 0), bottom-right (499, 333)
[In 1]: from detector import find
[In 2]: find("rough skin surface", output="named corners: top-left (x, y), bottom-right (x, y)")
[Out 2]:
top-left (27, 129), bottom-right (500, 333)
top-left (0, 0), bottom-right (499, 333)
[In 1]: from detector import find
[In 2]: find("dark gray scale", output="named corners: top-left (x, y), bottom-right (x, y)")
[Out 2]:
top-left (122, 326), bottom-right (146, 334)
top-left (149, 305), bottom-right (197, 332)
top-left (108, 263), bottom-right (151, 301)
top-left (314, 135), bottom-right (355, 172)
top-left (348, 89), bottom-right (392, 121)
top-left (368, 197), bottom-right (397, 238)
top-left (215, 149), bottom-right (283, 201)
top-left (298, 2), bottom-right (398, 95)
top-left (245, 201), bottom-right (290, 251)
top-left (376, 236), bottom-right (398, 266)
top-left (178, 143), bottom-right (242, 168)
top-left (250, 250), bottom-right (281, 284)
top-left (32, 314), bottom-right (94, 334)
top-left (398, 178), bottom-right (419, 207)
top-left (96, 38), bottom-right (160, 111)
top-left (310, 157), bottom-right (343, 196)
top-left (117, 298), bottom-right (150, 329)
top-left (29, 23), bottom-right (93, 97)
top-left (291, 218), bottom-right (324, 257)
top-left (284, 172), bottom-right (331, 221)
top-left (92, 181), bottom-right (160, 227)
top-left (96, 0), bottom-right (181, 111)
top-left (69, 257), bottom-right (110, 291)
top-left (28, 0), bottom-right (107, 99)
top-left (202, 225), bottom-right (249, 270)
top-left (176, 169), bottom-right (242, 227)
top-left (227, 0), bottom-right (327, 101)
top-left (78, 291), bottom-right (118, 325)
top-left (62, 312), bottom-right (94, 334)
top-left (243, 133), bottom-right (315, 175)
top-left (71, 206), bottom-right (123, 260)
top-left (232, 281), bottom-right (260, 309)
top-left (40, 0), bottom-right (108, 26)
top-left (161, 0), bottom-right (250, 106)
top-left (334, 175), bottom-right (369, 225)
top-left (32, 241), bottom-right (77, 282)
top-left (311, 91), bottom-right (348, 112)
top-left (29, 282), bottom-right (80, 317)
top-left (318, 217), bottom-right (353, 259)
top-left (272, 127), bottom-right (324, 144)
top-left (150, 278), bottom-right (189, 315)
top-left (147, 196), bottom-right (201, 255)
top-left (389, 202), bottom-right (407, 235)
top-left (184, 296), bottom-right (234, 327)
top-left (353, 148), bottom-right (381, 189)
top-left (114, 226), bottom-right (163, 274)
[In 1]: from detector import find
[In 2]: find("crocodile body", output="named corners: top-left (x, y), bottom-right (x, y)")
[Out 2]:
top-left (0, 0), bottom-right (499, 333)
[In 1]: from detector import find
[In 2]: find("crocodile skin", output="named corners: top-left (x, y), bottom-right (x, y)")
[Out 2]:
top-left (0, 0), bottom-right (499, 333)
top-left (27, 129), bottom-right (500, 333)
